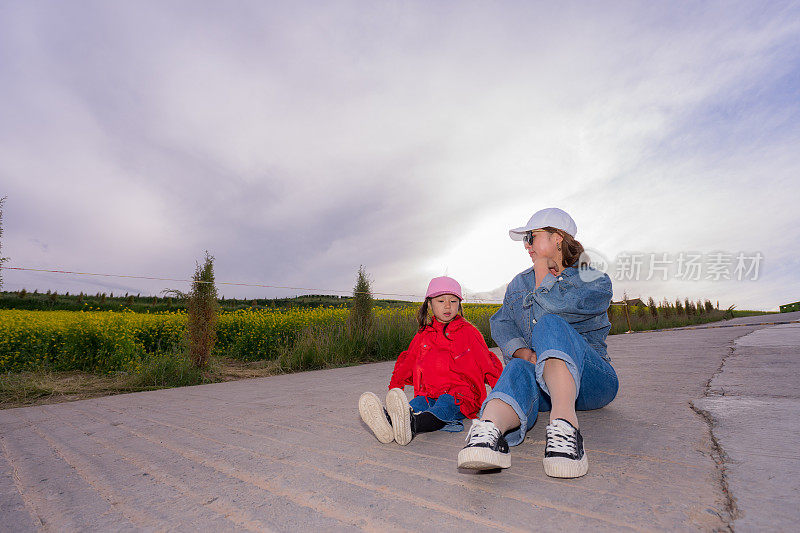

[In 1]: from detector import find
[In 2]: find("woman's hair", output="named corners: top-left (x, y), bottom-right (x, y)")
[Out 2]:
top-left (415, 297), bottom-right (464, 331)
top-left (542, 226), bottom-right (588, 268)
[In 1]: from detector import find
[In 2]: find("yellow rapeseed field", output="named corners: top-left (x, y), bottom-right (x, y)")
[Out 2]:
top-left (0, 304), bottom-right (499, 373)
top-left (0, 309), bottom-right (184, 373)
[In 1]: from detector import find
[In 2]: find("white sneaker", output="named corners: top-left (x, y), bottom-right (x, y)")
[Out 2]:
top-left (385, 388), bottom-right (414, 445)
top-left (358, 392), bottom-right (393, 444)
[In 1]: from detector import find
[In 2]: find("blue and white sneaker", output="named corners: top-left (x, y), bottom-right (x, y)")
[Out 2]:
top-left (457, 420), bottom-right (511, 470)
top-left (543, 418), bottom-right (588, 478)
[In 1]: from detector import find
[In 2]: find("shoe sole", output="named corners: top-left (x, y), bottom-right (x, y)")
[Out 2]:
top-left (543, 453), bottom-right (589, 478)
top-left (385, 388), bottom-right (413, 445)
top-left (457, 447), bottom-right (511, 470)
top-left (358, 392), bottom-right (394, 444)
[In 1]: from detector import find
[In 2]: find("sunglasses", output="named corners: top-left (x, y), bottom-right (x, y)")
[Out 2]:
top-left (523, 231), bottom-right (537, 246)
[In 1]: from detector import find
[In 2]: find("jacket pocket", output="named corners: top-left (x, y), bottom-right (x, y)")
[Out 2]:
top-left (505, 290), bottom-right (524, 310)
top-left (523, 292), bottom-right (535, 308)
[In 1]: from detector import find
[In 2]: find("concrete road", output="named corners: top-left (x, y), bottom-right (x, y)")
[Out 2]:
top-left (693, 317), bottom-right (800, 532)
top-left (2, 312), bottom-right (799, 532)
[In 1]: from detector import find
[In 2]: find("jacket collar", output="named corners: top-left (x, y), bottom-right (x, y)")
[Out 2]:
top-left (521, 265), bottom-right (578, 278)
top-left (428, 314), bottom-right (466, 332)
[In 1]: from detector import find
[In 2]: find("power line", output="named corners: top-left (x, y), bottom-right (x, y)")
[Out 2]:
top-left (2, 266), bottom-right (792, 330)
top-left (0, 265), bottom-right (505, 303)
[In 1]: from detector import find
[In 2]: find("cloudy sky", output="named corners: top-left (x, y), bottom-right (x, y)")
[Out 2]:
top-left (1, 1), bottom-right (799, 310)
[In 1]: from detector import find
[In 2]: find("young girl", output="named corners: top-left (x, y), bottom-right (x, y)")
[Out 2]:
top-left (359, 276), bottom-right (503, 445)
top-left (457, 208), bottom-right (619, 478)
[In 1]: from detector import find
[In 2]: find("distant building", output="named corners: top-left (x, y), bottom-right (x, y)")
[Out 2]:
top-left (612, 298), bottom-right (647, 307)
top-left (780, 301), bottom-right (800, 313)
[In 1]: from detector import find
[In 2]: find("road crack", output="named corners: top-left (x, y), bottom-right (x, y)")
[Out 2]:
top-left (690, 342), bottom-right (742, 531)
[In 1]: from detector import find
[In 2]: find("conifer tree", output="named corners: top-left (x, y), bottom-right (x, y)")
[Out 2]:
top-left (349, 265), bottom-right (374, 332)
top-left (647, 296), bottom-right (657, 317)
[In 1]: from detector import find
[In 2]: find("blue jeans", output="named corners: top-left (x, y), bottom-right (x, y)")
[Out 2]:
top-left (481, 313), bottom-right (618, 446)
top-left (409, 393), bottom-right (465, 432)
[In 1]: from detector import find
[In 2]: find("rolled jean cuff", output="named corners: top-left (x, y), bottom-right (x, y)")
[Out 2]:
top-left (440, 420), bottom-right (465, 432)
top-left (535, 348), bottom-right (581, 399)
top-left (479, 390), bottom-right (528, 447)
top-left (409, 395), bottom-right (465, 432)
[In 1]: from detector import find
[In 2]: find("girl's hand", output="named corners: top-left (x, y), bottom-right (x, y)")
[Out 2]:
top-left (513, 347), bottom-right (537, 363)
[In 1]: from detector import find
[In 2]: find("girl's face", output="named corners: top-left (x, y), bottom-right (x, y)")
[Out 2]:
top-left (429, 294), bottom-right (461, 323)
top-left (523, 229), bottom-right (562, 264)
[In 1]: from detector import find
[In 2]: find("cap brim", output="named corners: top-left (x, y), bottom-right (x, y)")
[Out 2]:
top-left (509, 225), bottom-right (535, 241)
top-left (426, 291), bottom-right (462, 300)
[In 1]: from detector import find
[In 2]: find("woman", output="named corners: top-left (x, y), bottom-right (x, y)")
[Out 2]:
top-left (457, 207), bottom-right (619, 478)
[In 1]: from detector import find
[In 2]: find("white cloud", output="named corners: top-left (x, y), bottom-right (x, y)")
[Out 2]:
top-left (1, 1), bottom-right (798, 310)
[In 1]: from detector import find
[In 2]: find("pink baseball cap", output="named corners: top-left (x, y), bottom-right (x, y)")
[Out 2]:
top-left (425, 276), bottom-right (462, 300)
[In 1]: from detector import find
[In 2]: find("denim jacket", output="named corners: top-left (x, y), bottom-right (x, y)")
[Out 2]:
top-left (489, 265), bottom-right (613, 363)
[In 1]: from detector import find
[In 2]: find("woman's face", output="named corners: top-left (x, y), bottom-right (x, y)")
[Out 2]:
top-left (429, 294), bottom-right (460, 323)
top-left (523, 229), bottom-right (561, 264)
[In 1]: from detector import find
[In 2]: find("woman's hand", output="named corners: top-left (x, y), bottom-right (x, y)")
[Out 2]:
top-left (533, 256), bottom-right (560, 281)
top-left (513, 347), bottom-right (537, 363)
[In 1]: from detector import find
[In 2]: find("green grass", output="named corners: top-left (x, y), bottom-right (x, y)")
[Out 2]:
top-left (277, 309), bottom-right (419, 372)
top-left (0, 355), bottom-right (276, 409)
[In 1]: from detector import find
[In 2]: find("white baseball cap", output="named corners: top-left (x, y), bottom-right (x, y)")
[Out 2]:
top-left (509, 207), bottom-right (577, 240)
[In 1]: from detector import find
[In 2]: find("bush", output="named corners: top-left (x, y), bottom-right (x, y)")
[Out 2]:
top-left (130, 352), bottom-right (210, 388)
top-left (186, 251), bottom-right (219, 368)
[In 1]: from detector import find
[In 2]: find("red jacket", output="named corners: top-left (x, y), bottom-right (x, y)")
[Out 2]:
top-left (388, 315), bottom-right (503, 419)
